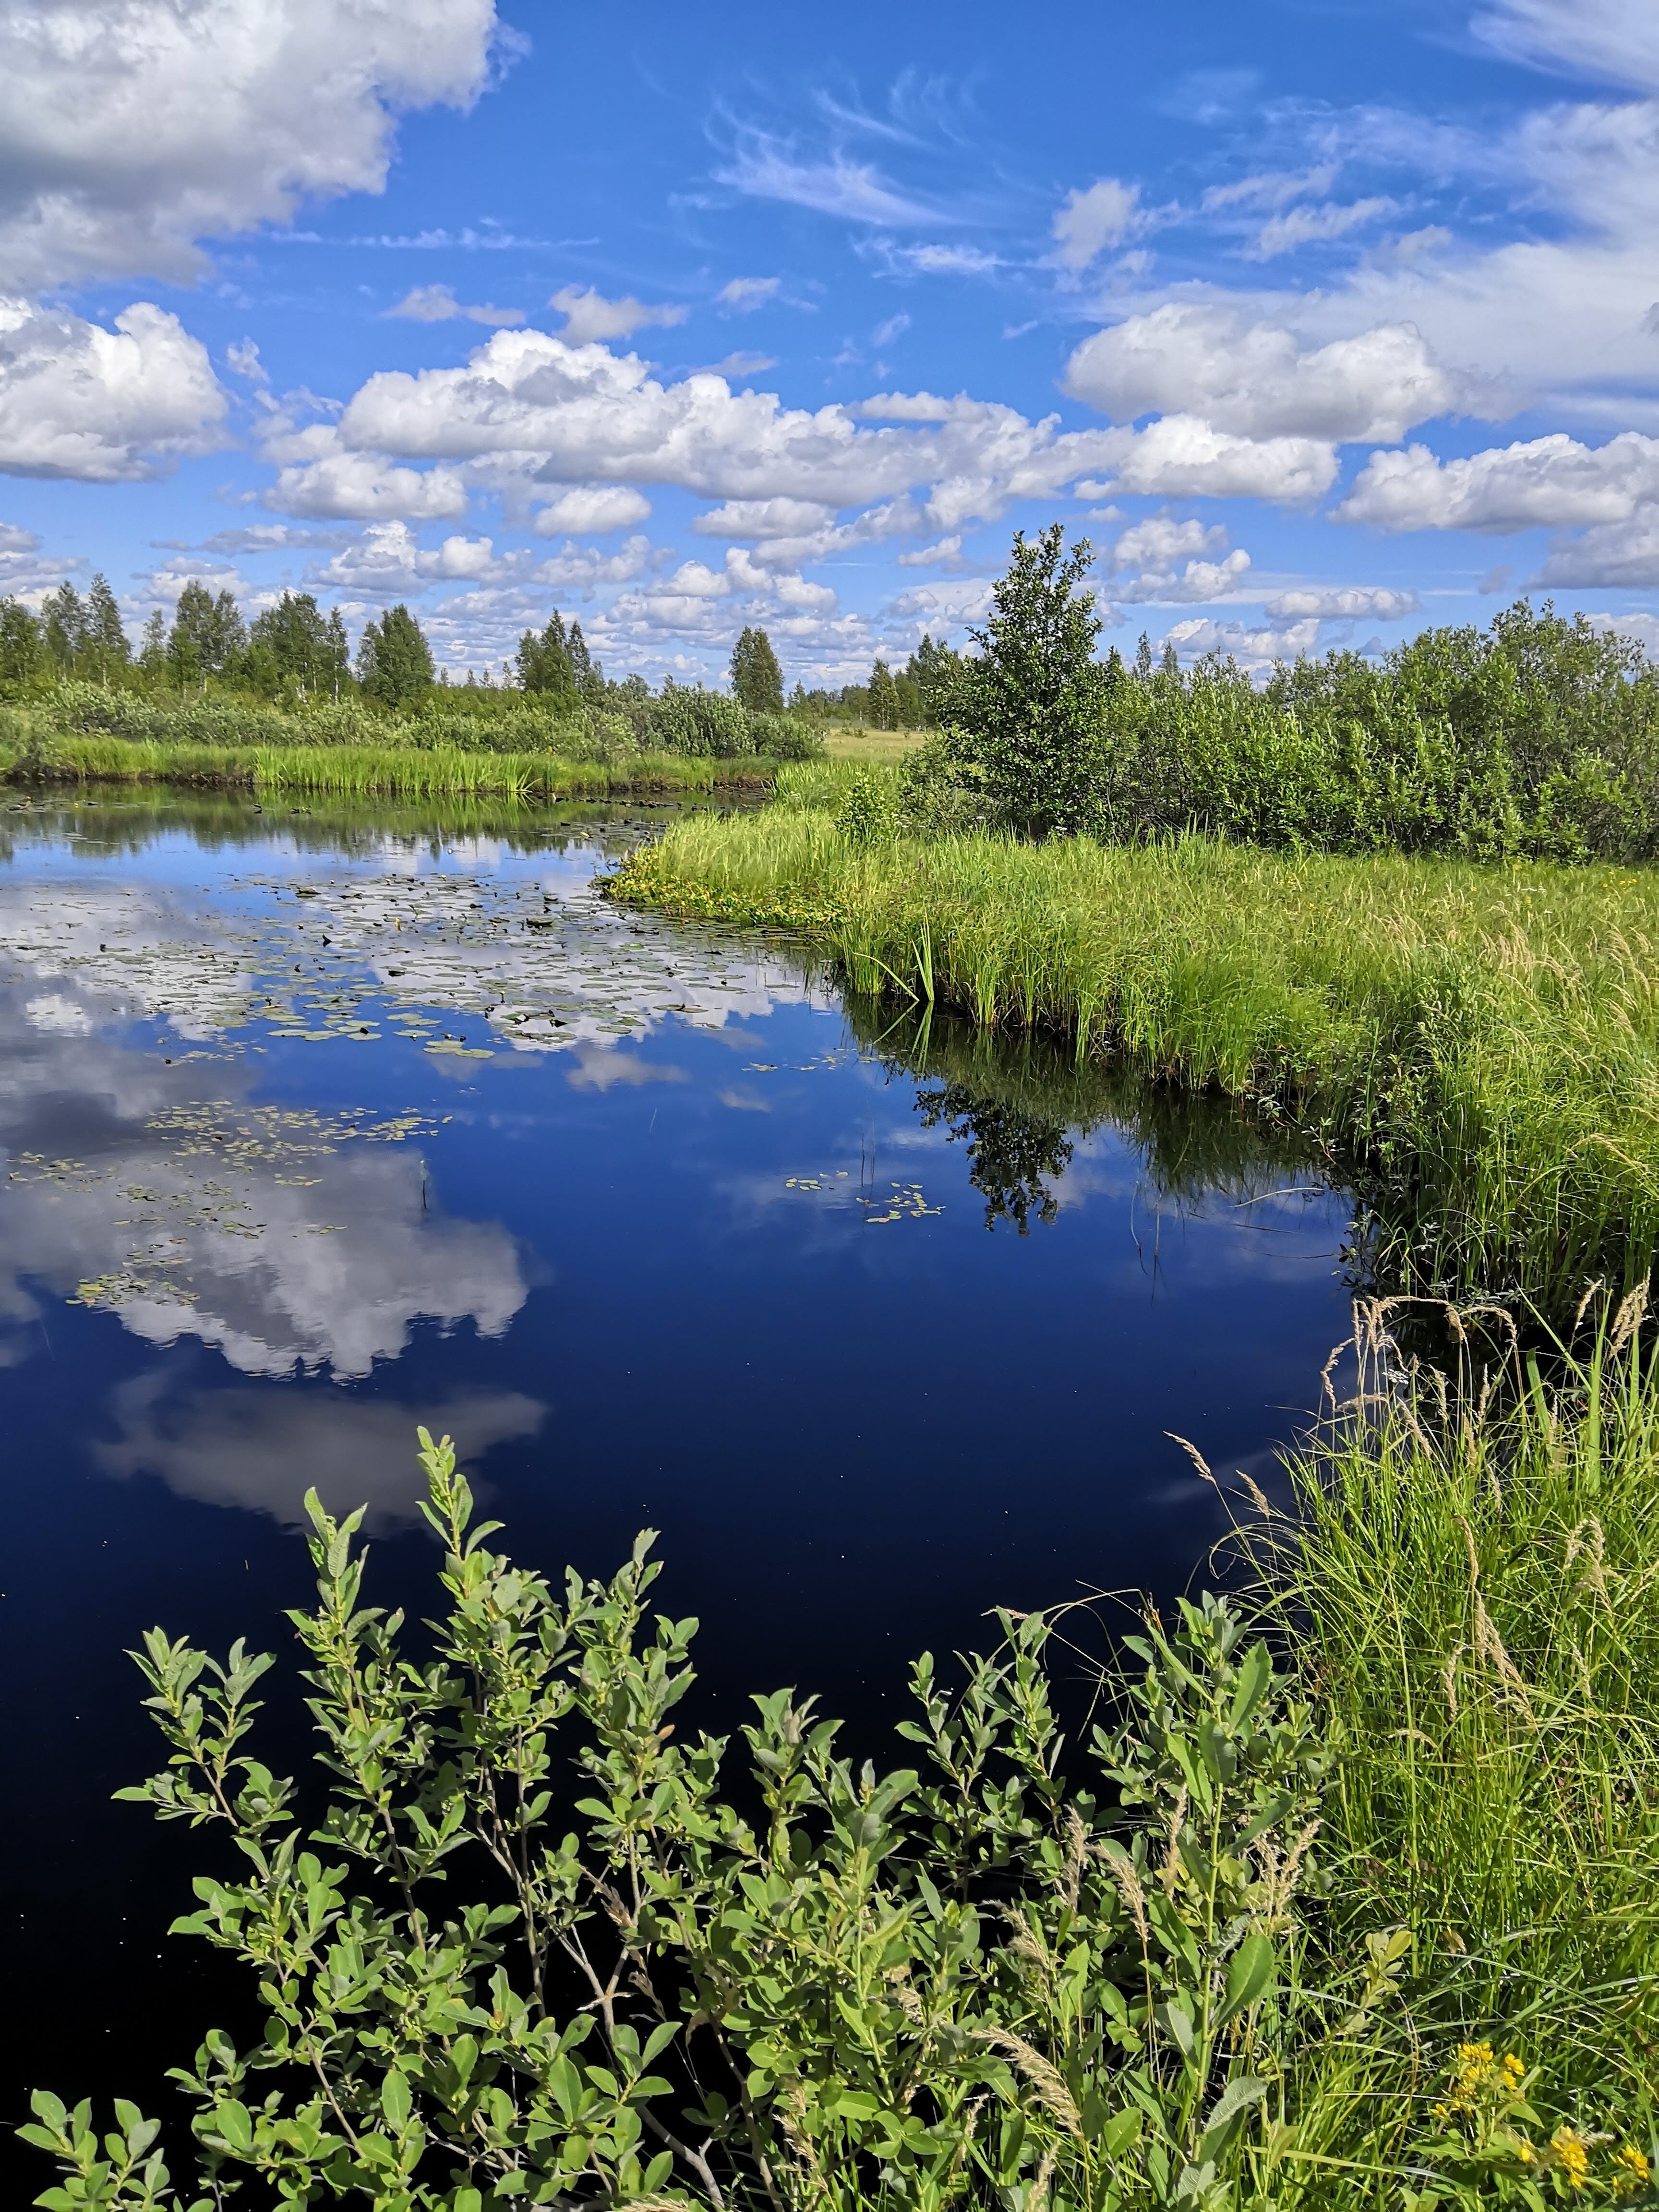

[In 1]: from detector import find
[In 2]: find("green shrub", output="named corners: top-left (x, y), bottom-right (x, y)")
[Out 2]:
top-left (3, 678), bottom-right (824, 769)
top-left (834, 765), bottom-right (899, 845)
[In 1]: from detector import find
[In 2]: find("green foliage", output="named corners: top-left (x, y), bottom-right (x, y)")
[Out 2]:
top-left (1081, 605), bottom-right (1659, 861)
top-left (166, 583), bottom-right (246, 691)
top-left (565, 620), bottom-right (606, 707)
top-left (516, 612), bottom-right (580, 707)
top-left (40, 582), bottom-right (86, 674)
top-left (933, 525), bottom-right (1111, 838)
top-left (894, 530), bottom-right (1659, 861)
top-left (909, 636), bottom-right (959, 727)
top-left (868, 659), bottom-right (900, 730)
top-left (358, 605), bottom-right (436, 710)
top-left (621, 685), bottom-right (823, 762)
top-left (833, 765), bottom-right (898, 846)
top-left (30, 1332), bottom-right (1659, 2207)
top-left (0, 733), bottom-right (779, 801)
top-left (787, 641), bottom-right (946, 731)
top-left (84, 577), bottom-right (132, 682)
top-left (35, 577), bottom-right (132, 684)
top-left (246, 594), bottom-right (350, 702)
top-left (731, 625), bottom-right (785, 714)
top-left (0, 595), bottom-right (45, 685)
top-left (1260, 1299), bottom-right (1659, 2206)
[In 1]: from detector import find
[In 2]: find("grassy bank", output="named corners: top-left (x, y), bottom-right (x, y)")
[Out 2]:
top-left (607, 789), bottom-right (1659, 1305)
top-left (0, 734), bottom-right (788, 799)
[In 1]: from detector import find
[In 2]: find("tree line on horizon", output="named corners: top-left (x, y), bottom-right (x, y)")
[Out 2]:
top-left (0, 573), bottom-right (958, 729)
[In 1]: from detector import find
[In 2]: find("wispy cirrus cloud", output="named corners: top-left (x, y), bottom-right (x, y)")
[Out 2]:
top-left (715, 131), bottom-right (944, 225)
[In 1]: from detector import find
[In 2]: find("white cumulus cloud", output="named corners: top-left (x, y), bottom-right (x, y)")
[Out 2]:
top-left (1165, 614), bottom-right (1325, 667)
top-left (1051, 178), bottom-right (1147, 270)
top-left (0, 0), bottom-right (500, 289)
top-left (1336, 431), bottom-right (1659, 532)
top-left (1114, 550), bottom-right (1254, 604)
top-left (300, 330), bottom-right (1124, 523)
top-left (549, 286), bottom-right (688, 343)
top-left (1534, 506), bottom-right (1659, 587)
top-left (1107, 513), bottom-right (1229, 571)
top-left (264, 435), bottom-right (469, 520)
top-left (1263, 585), bottom-right (1422, 618)
top-left (0, 298), bottom-right (226, 480)
top-left (1090, 418), bottom-right (1340, 504)
top-left (1064, 304), bottom-right (1460, 443)
top-left (532, 485), bottom-right (651, 535)
top-left (312, 522), bottom-right (498, 598)
top-left (386, 284), bottom-right (525, 327)
top-left (691, 497), bottom-right (836, 539)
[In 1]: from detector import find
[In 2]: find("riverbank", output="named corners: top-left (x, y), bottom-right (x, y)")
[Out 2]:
top-left (0, 734), bottom-right (787, 799)
top-left (607, 787), bottom-right (1659, 1306)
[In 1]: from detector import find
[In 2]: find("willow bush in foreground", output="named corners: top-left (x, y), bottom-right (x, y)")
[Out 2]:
top-left (26, 1344), bottom-right (1659, 2209)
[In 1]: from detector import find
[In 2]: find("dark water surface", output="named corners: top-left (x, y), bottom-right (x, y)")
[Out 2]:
top-left (0, 796), bottom-right (1355, 2165)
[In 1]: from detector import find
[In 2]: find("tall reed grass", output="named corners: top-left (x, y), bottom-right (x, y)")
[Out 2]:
top-left (609, 805), bottom-right (1659, 1305)
top-left (1248, 1299), bottom-right (1659, 2201)
top-left (0, 734), bottom-right (786, 799)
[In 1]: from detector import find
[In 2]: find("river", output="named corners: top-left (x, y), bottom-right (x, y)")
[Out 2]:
top-left (0, 793), bottom-right (1355, 2170)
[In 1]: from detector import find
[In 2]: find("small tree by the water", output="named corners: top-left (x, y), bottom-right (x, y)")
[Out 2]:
top-left (730, 624), bottom-right (784, 713)
top-left (246, 592), bottom-right (350, 702)
top-left (934, 524), bottom-right (1111, 837)
top-left (867, 656), bottom-right (900, 728)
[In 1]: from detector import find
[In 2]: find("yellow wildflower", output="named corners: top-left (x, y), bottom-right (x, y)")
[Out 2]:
top-left (1616, 2142), bottom-right (1652, 2192)
top-left (1446, 2043), bottom-right (1497, 2113)
top-left (1550, 2126), bottom-right (1590, 2191)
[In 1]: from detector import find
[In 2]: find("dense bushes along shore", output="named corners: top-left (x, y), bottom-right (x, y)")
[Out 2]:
top-left (0, 680), bottom-right (825, 770)
top-left (893, 529), bottom-right (1659, 861)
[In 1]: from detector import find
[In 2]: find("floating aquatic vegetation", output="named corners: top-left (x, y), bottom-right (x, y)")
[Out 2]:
top-left (863, 1181), bottom-right (944, 1223)
top-left (0, 838), bottom-right (829, 1064)
top-left (62, 1104), bottom-right (440, 1297)
top-left (781, 1170), bottom-right (942, 1224)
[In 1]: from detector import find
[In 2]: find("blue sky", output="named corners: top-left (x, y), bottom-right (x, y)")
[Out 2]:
top-left (3, 0), bottom-right (1659, 686)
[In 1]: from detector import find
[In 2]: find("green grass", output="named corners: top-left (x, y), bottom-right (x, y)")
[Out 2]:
top-left (0, 734), bottom-right (788, 799)
top-left (1252, 1305), bottom-right (1659, 2200)
top-left (820, 721), bottom-right (927, 763)
top-left (607, 791), bottom-right (1659, 1306)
